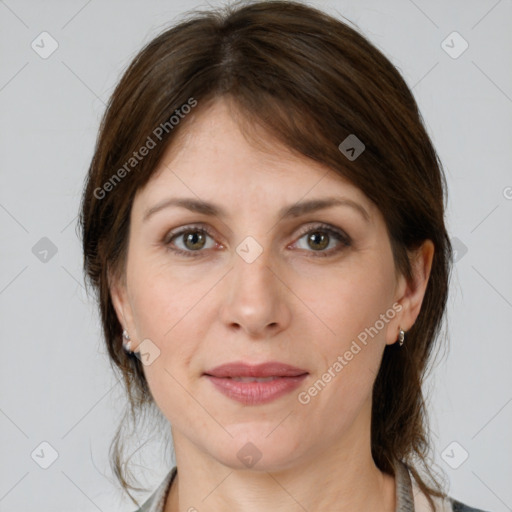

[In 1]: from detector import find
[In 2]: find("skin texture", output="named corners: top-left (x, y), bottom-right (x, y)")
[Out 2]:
top-left (110, 97), bottom-right (434, 511)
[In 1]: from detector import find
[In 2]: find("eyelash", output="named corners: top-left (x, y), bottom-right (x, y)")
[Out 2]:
top-left (162, 223), bottom-right (351, 258)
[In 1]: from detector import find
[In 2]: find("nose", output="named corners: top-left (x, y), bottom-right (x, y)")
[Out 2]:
top-left (219, 248), bottom-right (292, 338)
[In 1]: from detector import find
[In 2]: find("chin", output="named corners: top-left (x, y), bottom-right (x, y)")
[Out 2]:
top-left (206, 428), bottom-right (303, 472)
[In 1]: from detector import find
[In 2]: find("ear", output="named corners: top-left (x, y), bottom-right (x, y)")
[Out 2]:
top-left (108, 267), bottom-right (138, 350)
top-left (385, 239), bottom-right (434, 345)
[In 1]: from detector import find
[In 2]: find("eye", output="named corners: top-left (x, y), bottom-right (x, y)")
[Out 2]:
top-left (162, 222), bottom-right (351, 258)
top-left (163, 225), bottom-right (218, 257)
top-left (292, 223), bottom-right (351, 257)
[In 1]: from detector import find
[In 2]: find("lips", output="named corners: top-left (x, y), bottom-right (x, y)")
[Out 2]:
top-left (203, 361), bottom-right (309, 378)
top-left (203, 361), bottom-right (309, 405)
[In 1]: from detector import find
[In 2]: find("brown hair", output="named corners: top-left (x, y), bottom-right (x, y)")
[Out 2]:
top-left (79, 0), bottom-right (452, 508)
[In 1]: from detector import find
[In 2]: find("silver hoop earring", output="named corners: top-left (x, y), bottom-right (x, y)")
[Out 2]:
top-left (122, 329), bottom-right (132, 353)
top-left (398, 328), bottom-right (405, 347)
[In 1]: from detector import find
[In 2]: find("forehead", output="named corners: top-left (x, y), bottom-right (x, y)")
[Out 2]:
top-left (133, 97), bottom-right (376, 218)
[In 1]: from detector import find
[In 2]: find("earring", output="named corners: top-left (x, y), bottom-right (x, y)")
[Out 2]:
top-left (122, 329), bottom-right (132, 353)
top-left (398, 327), bottom-right (405, 347)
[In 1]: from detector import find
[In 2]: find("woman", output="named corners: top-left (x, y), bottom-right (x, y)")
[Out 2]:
top-left (79, 1), bottom-right (489, 510)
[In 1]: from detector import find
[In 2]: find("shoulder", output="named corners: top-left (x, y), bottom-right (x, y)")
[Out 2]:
top-left (449, 498), bottom-right (492, 512)
top-left (417, 489), bottom-right (491, 512)
top-left (407, 462), bottom-right (491, 512)
top-left (131, 466), bottom-right (177, 512)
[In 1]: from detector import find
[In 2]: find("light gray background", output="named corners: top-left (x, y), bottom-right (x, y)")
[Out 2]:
top-left (1, 0), bottom-right (511, 511)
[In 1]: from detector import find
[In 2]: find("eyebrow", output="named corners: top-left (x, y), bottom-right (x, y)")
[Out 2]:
top-left (142, 196), bottom-right (370, 223)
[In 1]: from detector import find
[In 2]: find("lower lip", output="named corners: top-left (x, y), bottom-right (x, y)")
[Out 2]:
top-left (204, 375), bottom-right (308, 405)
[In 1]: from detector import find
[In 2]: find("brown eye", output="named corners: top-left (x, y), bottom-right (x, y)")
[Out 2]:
top-left (182, 231), bottom-right (207, 250)
top-left (294, 224), bottom-right (351, 257)
top-left (306, 231), bottom-right (330, 251)
top-left (164, 226), bottom-right (217, 257)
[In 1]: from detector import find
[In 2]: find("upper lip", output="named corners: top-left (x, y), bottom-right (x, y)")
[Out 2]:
top-left (204, 361), bottom-right (309, 378)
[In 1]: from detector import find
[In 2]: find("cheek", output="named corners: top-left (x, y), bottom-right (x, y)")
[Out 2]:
top-left (127, 253), bottom-right (213, 336)
top-left (127, 266), bottom-right (202, 408)
top-left (126, 258), bottom-right (219, 379)
top-left (295, 260), bottom-right (396, 347)
top-left (291, 258), bottom-right (396, 410)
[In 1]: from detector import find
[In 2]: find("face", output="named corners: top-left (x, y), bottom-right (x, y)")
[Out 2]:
top-left (111, 97), bottom-right (428, 472)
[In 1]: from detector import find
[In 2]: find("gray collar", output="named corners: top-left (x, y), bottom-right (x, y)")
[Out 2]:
top-left (394, 459), bottom-right (415, 511)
